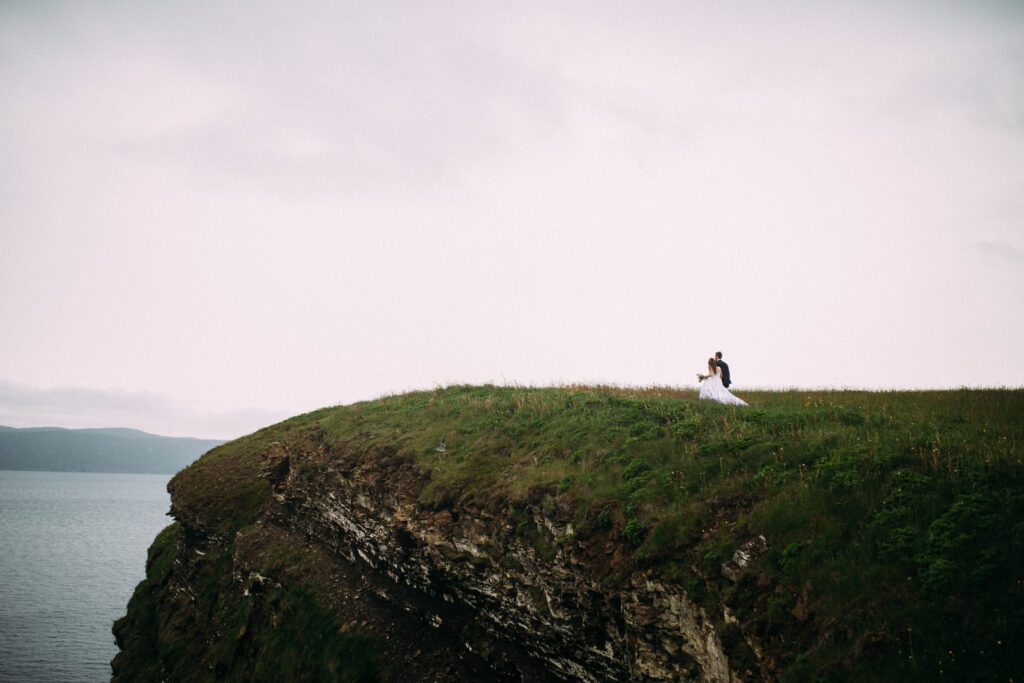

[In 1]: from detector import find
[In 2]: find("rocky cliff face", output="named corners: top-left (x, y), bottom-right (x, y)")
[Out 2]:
top-left (113, 433), bottom-right (751, 681)
top-left (269, 441), bottom-right (734, 681)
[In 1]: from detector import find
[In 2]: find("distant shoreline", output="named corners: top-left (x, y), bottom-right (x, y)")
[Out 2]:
top-left (0, 426), bottom-right (223, 475)
top-left (0, 468), bottom-right (176, 476)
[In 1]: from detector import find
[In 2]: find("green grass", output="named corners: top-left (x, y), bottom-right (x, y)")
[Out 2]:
top-left (123, 384), bottom-right (1024, 680)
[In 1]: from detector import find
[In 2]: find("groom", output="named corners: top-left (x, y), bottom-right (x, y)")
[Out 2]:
top-left (715, 351), bottom-right (731, 388)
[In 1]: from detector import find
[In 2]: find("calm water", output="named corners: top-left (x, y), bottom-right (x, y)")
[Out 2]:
top-left (0, 470), bottom-right (172, 682)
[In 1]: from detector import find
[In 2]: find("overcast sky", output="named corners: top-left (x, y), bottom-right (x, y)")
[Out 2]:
top-left (2, 1), bottom-right (1022, 438)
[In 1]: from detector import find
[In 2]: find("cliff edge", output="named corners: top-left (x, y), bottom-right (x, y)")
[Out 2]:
top-left (112, 385), bottom-right (1024, 681)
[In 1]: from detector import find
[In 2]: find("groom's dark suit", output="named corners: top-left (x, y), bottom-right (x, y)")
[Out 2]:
top-left (717, 359), bottom-right (731, 388)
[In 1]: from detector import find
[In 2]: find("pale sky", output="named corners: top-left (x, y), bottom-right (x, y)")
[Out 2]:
top-left (2, 1), bottom-right (1022, 438)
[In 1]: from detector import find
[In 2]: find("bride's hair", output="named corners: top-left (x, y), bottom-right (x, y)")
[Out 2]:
top-left (708, 357), bottom-right (717, 373)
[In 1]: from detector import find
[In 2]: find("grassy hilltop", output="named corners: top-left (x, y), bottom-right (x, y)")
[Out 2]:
top-left (117, 385), bottom-right (1024, 681)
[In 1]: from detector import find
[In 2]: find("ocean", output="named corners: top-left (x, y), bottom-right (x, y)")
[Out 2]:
top-left (0, 470), bottom-right (172, 682)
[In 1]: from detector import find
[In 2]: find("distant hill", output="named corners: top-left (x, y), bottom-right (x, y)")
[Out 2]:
top-left (0, 426), bottom-right (224, 474)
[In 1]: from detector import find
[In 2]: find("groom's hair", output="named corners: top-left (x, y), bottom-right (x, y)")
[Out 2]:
top-left (715, 351), bottom-right (723, 359)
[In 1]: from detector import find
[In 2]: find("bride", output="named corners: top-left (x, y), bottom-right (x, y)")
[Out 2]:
top-left (698, 357), bottom-right (748, 406)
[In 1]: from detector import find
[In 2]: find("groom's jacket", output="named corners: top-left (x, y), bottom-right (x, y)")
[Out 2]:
top-left (718, 360), bottom-right (731, 387)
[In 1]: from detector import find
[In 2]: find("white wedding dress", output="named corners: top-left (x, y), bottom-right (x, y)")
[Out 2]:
top-left (699, 371), bottom-right (748, 406)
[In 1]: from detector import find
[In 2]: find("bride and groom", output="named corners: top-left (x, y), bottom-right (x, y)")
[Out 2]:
top-left (697, 351), bottom-right (748, 406)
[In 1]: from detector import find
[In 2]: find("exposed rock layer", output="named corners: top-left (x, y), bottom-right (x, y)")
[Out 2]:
top-left (115, 433), bottom-right (747, 681)
top-left (278, 443), bottom-right (734, 681)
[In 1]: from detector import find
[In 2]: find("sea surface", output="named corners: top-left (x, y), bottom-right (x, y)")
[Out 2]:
top-left (0, 470), bottom-right (172, 682)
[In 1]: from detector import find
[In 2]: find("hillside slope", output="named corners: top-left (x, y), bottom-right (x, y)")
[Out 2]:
top-left (113, 386), bottom-right (1024, 681)
top-left (0, 426), bottom-right (223, 474)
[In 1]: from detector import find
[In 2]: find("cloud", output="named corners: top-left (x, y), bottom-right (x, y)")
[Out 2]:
top-left (967, 240), bottom-right (1024, 264)
top-left (0, 380), bottom-right (288, 440)
top-left (1, 2), bottom-right (574, 200)
top-left (1, 1), bottom-right (1023, 396)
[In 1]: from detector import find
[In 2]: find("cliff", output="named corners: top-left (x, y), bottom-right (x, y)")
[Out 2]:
top-left (112, 386), bottom-right (1024, 681)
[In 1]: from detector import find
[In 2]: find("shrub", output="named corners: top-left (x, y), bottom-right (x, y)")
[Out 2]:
top-left (623, 519), bottom-right (646, 546)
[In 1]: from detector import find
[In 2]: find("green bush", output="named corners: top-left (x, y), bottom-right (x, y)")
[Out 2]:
top-left (622, 519), bottom-right (646, 546)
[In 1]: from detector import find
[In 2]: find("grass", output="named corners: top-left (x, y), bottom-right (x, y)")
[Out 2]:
top-left (120, 384), bottom-right (1024, 680)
